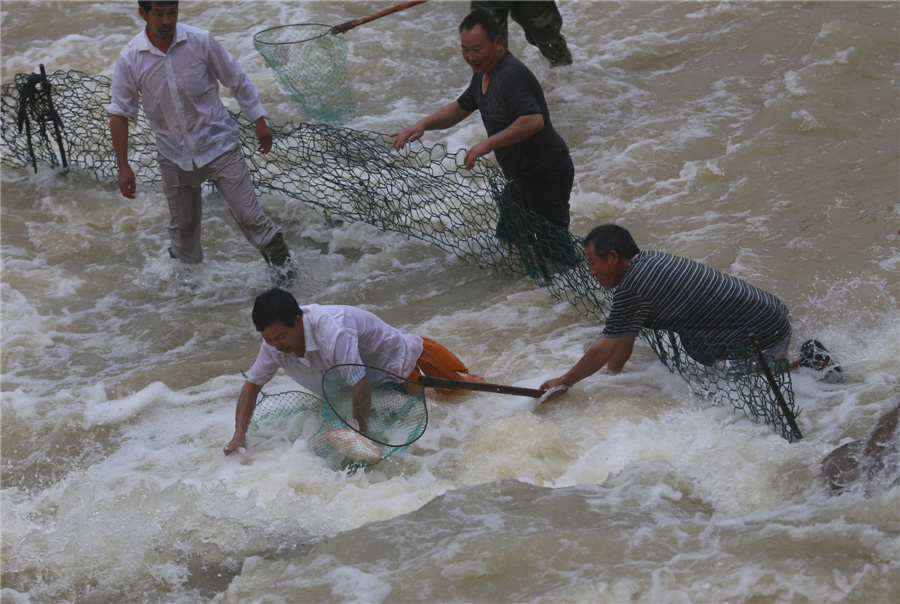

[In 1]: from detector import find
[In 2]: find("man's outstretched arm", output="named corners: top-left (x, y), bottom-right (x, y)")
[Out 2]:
top-left (390, 101), bottom-right (473, 150)
top-left (540, 336), bottom-right (636, 401)
top-left (224, 380), bottom-right (263, 455)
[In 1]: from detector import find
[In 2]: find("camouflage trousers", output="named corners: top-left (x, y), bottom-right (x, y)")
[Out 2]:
top-left (470, 1), bottom-right (573, 66)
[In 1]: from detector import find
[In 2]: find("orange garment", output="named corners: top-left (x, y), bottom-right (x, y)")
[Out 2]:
top-left (408, 337), bottom-right (484, 394)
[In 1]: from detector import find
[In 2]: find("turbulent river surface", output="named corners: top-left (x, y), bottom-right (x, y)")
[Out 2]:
top-left (2, 2), bottom-right (898, 602)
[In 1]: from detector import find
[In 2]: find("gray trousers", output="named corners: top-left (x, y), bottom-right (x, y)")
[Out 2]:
top-left (158, 146), bottom-right (280, 263)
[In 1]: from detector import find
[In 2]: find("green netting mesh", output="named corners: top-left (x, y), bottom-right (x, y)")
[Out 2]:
top-left (645, 330), bottom-right (801, 441)
top-left (1, 68), bottom-right (801, 441)
top-left (253, 24), bottom-right (355, 126)
top-left (250, 389), bottom-right (322, 423)
top-left (321, 364), bottom-right (428, 448)
top-left (249, 389), bottom-right (406, 470)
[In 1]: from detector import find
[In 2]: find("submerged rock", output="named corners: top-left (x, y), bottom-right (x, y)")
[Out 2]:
top-left (821, 400), bottom-right (900, 496)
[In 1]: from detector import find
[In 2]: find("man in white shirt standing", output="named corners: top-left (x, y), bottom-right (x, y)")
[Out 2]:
top-left (108, 1), bottom-right (293, 282)
top-left (224, 288), bottom-right (484, 455)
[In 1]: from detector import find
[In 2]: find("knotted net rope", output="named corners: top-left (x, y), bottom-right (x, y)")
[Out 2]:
top-left (0, 68), bottom-right (800, 441)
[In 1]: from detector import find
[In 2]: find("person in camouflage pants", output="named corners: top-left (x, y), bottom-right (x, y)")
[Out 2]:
top-left (470, 1), bottom-right (573, 67)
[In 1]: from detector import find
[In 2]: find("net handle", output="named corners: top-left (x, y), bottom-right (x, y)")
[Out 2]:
top-left (331, 0), bottom-right (428, 35)
top-left (417, 375), bottom-right (545, 398)
top-left (748, 333), bottom-right (803, 441)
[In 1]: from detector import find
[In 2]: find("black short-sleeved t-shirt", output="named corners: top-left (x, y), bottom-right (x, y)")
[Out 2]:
top-left (457, 52), bottom-right (569, 181)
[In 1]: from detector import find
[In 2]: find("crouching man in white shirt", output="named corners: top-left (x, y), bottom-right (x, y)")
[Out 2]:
top-left (224, 288), bottom-right (483, 455)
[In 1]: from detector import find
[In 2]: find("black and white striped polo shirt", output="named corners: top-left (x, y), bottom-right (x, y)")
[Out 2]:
top-left (602, 251), bottom-right (791, 362)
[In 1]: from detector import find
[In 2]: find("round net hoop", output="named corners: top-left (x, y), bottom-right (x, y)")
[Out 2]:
top-left (253, 23), bottom-right (333, 46)
top-left (253, 23), bottom-right (355, 126)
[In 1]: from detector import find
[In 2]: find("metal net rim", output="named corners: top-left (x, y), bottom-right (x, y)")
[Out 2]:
top-left (253, 23), bottom-right (335, 46)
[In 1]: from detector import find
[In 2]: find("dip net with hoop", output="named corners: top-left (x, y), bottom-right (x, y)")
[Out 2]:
top-left (253, 23), bottom-right (355, 126)
top-left (248, 387), bottom-right (422, 471)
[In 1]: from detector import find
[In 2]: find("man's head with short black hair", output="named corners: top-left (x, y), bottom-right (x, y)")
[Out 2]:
top-left (583, 224), bottom-right (641, 260)
top-left (459, 10), bottom-right (502, 40)
top-left (252, 288), bottom-right (302, 332)
top-left (138, 0), bottom-right (178, 12)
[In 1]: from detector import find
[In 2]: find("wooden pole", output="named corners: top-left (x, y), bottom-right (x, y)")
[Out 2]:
top-left (749, 334), bottom-right (803, 441)
top-left (331, 1), bottom-right (428, 35)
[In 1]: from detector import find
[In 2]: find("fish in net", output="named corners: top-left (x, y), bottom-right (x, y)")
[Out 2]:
top-left (320, 363), bottom-right (428, 449)
top-left (249, 389), bottom-right (409, 470)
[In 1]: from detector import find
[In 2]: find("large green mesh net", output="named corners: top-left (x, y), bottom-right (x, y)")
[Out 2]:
top-left (0, 68), bottom-right (801, 442)
top-left (253, 24), bottom-right (355, 127)
top-left (644, 330), bottom-right (801, 440)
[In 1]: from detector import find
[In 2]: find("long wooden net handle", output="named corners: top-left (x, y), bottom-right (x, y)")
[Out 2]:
top-left (418, 375), bottom-right (545, 398)
top-left (331, 1), bottom-right (428, 35)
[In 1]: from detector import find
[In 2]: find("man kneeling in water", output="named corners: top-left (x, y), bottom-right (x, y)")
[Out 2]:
top-left (225, 288), bottom-right (483, 454)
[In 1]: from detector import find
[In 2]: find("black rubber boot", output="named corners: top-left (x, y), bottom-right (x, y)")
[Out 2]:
top-left (541, 42), bottom-right (573, 68)
top-left (260, 233), bottom-right (296, 286)
top-left (261, 233), bottom-right (290, 266)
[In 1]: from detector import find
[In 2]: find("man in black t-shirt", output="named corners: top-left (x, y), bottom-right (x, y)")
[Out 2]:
top-left (391, 11), bottom-right (574, 263)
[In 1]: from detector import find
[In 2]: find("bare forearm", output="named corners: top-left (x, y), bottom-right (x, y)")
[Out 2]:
top-left (606, 337), bottom-right (635, 374)
top-left (351, 378), bottom-right (373, 434)
top-left (540, 337), bottom-right (636, 400)
top-left (109, 115), bottom-right (131, 168)
top-left (417, 101), bottom-right (472, 131)
top-left (234, 381), bottom-right (261, 436)
top-left (561, 336), bottom-right (635, 386)
top-left (224, 380), bottom-right (262, 455)
top-left (462, 114), bottom-right (543, 169)
top-left (561, 344), bottom-right (612, 386)
top-left (391, 102), bottom-right (472, 150)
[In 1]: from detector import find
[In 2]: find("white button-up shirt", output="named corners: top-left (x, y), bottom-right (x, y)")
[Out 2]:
top-left (108, 23), bottom-right (266, 171)
top-left (245, 305), bottom-right (425, 396)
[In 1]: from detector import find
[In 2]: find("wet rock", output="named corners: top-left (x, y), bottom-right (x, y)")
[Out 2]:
top-left (821, 400), bottom-right (900, 496)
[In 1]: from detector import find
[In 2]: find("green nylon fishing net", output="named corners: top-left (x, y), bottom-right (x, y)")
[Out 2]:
top-left (0, 68), bottom-right (801, 442)
top-left (249, 389), bottom-right (415, 470)
top-left (645, 330), bottom-right (800, 440)
top-left (253, 24), bottom-right (355, 126)
top-left (321, 364), bottom-right (428, 448)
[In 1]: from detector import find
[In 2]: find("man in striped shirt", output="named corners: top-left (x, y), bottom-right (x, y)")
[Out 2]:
top-left (540, 224), bottom-right (792, 398)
